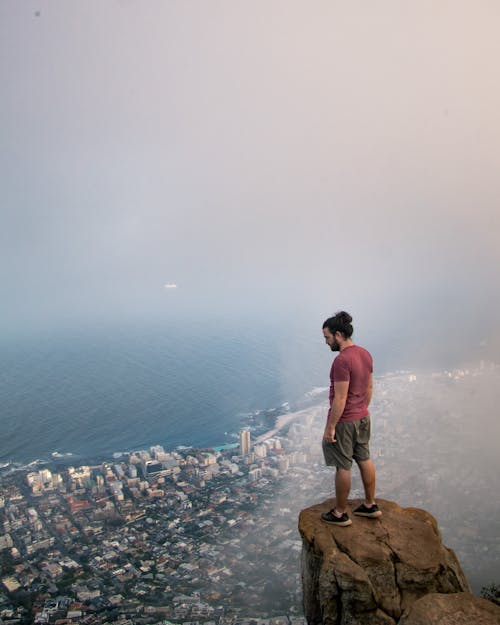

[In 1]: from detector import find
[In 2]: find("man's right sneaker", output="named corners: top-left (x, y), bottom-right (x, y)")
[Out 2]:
top-left (321, 509), bottom-right (353, 526)
top-left (353, 503), bottom-right (382, 518)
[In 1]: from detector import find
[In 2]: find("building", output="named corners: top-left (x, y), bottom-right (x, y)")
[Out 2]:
top-left (239, 430), bottom-right (251, 456)
top-left (142, 460), bottom-right (164, 478)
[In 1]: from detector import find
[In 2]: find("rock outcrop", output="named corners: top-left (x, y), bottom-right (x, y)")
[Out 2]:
top-left (399, 592), bottom-right (500, 625)
top-left (298, 498), bottom-right (492, 625)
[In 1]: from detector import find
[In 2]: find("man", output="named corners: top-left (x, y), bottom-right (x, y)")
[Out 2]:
top-left (321, 311), bottom-right (381, 526)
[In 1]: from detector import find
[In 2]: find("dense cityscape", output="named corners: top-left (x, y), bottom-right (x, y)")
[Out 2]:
top-left (1, 364), bottom-right (499, 625)
top-left (2, 400), bottom-right (314, 625)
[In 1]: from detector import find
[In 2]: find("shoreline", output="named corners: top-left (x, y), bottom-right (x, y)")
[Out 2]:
top-left (0, 397), bottom-right (329, 473)
top-left (5, 363), bottom-right (492, 471)
top-left (254, 402), bottom-right (327, 444)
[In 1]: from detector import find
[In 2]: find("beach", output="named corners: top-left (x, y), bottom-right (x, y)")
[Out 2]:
top-left (254, 401), bottom-right (327, 444)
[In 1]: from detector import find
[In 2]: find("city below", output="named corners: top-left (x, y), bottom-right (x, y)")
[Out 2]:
top-left (1, 364), bottom-right (498, 625)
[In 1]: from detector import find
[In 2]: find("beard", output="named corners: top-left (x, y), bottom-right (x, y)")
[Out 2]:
top-left (330, 340), bottom-right (340, 352)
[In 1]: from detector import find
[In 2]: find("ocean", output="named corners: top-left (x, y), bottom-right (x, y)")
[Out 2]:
top-left (1, 312), bottom-right (481, 467)
top-left (0, 317), bottom-right (329, 465)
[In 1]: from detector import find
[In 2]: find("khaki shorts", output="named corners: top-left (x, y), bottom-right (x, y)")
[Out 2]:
top-left (322, 416), bottom-right (371, 470)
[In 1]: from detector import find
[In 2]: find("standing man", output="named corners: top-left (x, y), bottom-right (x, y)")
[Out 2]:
top-left (321, 311), bottom-right (381, 526)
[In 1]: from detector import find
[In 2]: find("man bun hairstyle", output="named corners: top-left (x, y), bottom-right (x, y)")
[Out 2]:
top-left (322, 311), bottom-right (354, 339)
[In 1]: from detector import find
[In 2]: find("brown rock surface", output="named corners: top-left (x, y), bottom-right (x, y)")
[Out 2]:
top-left (399, 592), bottom-right (500, 625)
top-left (299, 499), bottom-right (470, 625)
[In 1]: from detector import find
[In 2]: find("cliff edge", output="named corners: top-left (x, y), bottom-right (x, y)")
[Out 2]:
top-left (299, 498), bottom-right (499, 625)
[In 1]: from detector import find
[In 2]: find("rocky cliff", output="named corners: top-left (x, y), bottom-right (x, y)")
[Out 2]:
top-left (299, 498), bottom-right (500, 625)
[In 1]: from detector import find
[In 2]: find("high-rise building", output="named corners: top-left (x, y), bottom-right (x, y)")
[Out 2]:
top-left (239, 429), bottom-right (251, 456)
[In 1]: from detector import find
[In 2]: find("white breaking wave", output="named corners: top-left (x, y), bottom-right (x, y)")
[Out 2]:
top-left (305, 386), bottom-right (328, 397)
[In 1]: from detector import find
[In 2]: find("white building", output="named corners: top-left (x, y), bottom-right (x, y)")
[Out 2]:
top-left (253, 444), bottom-right (267, 458)
top-left (239, 430), bottom-right (251, 456)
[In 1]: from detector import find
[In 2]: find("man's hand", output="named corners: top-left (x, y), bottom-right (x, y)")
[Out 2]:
top-left (323, 423), bottom-right (336, 443)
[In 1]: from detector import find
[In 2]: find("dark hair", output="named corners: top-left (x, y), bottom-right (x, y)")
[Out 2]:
top-left (322, 311), bottom-right (353, 339)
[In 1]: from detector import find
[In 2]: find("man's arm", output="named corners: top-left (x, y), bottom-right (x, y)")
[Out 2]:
top-left (366, 373), bottom-right (373, 407)
top-left (323, 381), bottom-right (349, 442)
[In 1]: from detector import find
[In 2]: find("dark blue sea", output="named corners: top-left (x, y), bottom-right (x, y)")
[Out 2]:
top-left (1, 312), bottom-right (477, 466)
top-left (0, 317), bottom-right (334, 465)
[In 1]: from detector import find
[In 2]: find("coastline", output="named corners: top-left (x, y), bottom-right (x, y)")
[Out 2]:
top-left (0, 396), bottom-right (329, 474)
top-left (254, 402), bottom-right (327, 444)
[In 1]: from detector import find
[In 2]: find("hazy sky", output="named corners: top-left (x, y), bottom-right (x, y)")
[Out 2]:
top-left (1, 1), bottom-right (499, 358)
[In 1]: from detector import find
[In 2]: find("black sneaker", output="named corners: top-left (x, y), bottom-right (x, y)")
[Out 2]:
top-left (353, 503), bottom-right (382, 518)
top-left (321, 509), bottom-right (352, 526)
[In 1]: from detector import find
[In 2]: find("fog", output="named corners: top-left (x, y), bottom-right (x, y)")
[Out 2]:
top-left (1, 1), bottom-right (499, 362)
top-left (2, 4), bottom-right (500, 609)
top-left (221, 363), bottom-right (500, 606)
top-left (164, 362), bottom-right (499, 617)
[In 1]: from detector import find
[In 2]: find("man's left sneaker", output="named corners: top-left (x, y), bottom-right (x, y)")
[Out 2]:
top-left (353, 503), bottom-right (382, 518)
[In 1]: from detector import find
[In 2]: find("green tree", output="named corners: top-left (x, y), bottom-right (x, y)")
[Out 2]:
top-left (0, 549), bottom-right (15, 575)
top-left (480, 582), bottom-right (500, 606)
top-left (56, 569), bottom-right (78, 593)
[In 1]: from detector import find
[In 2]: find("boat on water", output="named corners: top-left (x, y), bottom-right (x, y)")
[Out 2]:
top-left (51, 451), bottom-right (73, 458)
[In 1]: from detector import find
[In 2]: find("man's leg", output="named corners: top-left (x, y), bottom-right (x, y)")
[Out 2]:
top-left (335, 467), bottom-right (351, 514)
top-left (357, 458), bottom-right (376, 506)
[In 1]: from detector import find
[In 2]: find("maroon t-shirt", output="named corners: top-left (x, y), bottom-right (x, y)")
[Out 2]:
top-left (328, 345), bottom-right (373, 423)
